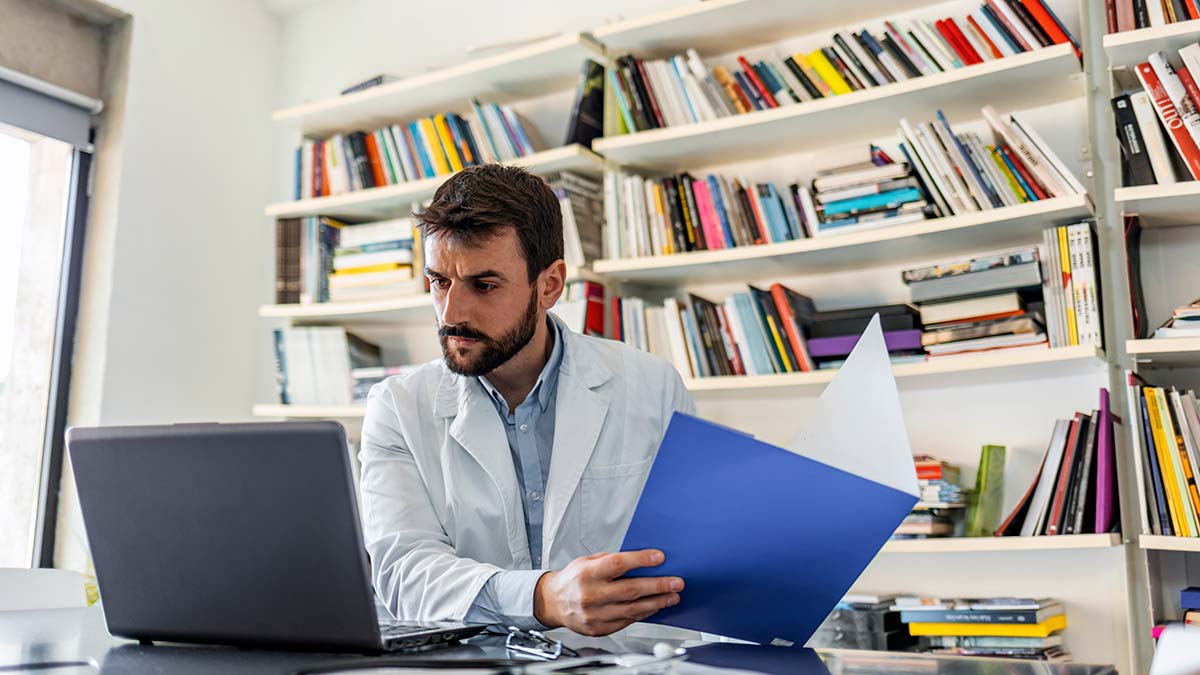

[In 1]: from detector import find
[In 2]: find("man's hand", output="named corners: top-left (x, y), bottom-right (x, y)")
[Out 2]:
top-left (532, 549), bottom-right (683, 637)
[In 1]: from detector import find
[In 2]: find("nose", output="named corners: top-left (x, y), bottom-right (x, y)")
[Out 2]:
top-left (438, 280), bottom-right (471, 327)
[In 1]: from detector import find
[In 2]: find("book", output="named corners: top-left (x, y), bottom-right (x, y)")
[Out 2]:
top-left (899, 602), bottom-right (1062, 624)
top-left (339, 73), bottom-right (399, 95)
top-left (966, 444), bottom-right (1006, 536)
top-left (907, 614), bottom-right (1067, 637)
top-left (919, 291), bottom-right (1024, 326)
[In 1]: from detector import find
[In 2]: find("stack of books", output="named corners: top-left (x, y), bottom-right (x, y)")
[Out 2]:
top-left (275, 216), bottom-right (344, 304)
top-left (806, 304), bottom-right (924, 370)
top-left (903, 247), bottom-right (1049, 358)
top-left (995, 388), bottom-right (1119, 537)
top-left (898, 107), bottom-right (1085, 220)
top-left (272, 327), bottom-right (387, 406)
top-left (1112, 45), bottom-right (1200, 187)
top-left (351, 365), bottom-right (418, 403)
top-left (896, 597), bottom-right (1069, 661)
top-left (1126, 375), bottom-right (1200, 538)
top-left (602, 170), bottom-right (807, 259)
top-left (915, 456), bottom-right (966, 507)
top-left (1040, 223), bottom-right (1103, 348)
top-left (329, 218), bottom-right (421, 303)
top-left (1183, 587), bottom-right (1200, 625)
top-left (551, 280), bottom-right (606, 337)
top-left (608, 1), bottom-right (1077, 134)
top-left (547, 171), bottom-right (605, 271)
top-left (807, 153), bottom-right (936, 237)
top-left (1152, 300), bottom-right (1200, 338)
top-left (1107, 1), bottom-right (1199, 33)
top-left (810, 593), bottom-right (915, 651)
top-left (293, 99), bottom-right (538, 199)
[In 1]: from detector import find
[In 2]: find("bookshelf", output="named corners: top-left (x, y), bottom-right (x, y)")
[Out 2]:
top-left (252, 403), bottom-right (366, 419)
top-left (273, 32), bottom-right (604, 137)
top-left (592, 44), bottom-right (1080, 170)
top-left (593, 196), bottom-right (1092, 284)
top-left (881, 533), bottom-right (1121, 554)
top-left (1114, 182), bottom-right (1200, 228)
top-left (1102, 20), bottom-right (1200, 69)
top-left (1126, 338), bottom-right (1200, 366)
top-left (265, 145), bottom-right (604, 220)
top-left (1139, 535), bottom-right (1200, 553)
top-left (259, 294), bottom-right (433, 324)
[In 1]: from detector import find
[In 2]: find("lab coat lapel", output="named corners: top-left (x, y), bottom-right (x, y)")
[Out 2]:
top-left (544, 323), bottom-right (612, 548)
top-left (437, 369), bottom-right (527, 557)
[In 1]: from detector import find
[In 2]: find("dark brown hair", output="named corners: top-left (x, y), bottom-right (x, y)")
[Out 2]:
top-left (419, 165), bottom-right (563, 282)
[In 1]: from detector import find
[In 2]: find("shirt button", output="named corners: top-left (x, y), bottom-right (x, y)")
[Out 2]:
top-left (529, 490), bottom-right (542, 501)
top-left (534, 556), bottom-right (542, 567)
top-left (519, 424), bottom-right (529, 432)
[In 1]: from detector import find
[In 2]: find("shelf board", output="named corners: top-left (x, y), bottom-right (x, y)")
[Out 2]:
top-left (684, 345), bottom-right (1105, 395)
top-left (259, 294), bottom-right (434, 324)
top-left (593, 195), bottom-right (1092, 285)
top-left (881, 533), bottom-right (1121, 554)
top-left (1127, 338), bottom-right (1200, 366)
top-left (252, 404), bottom-right (366, 419)
top-left (1139, 534), bottom-right (1200, 552)
top-left (1114, 182), bottom-right (1200, 227)
top-left (592, 44), bottom-right (1081, 171)
top-left (1103, 21), bottom-right (1200, 70)
top-left (273, 33), bottom-right (603, 137)
top-left (265, 145), bottom-right (605, 220)
top-left (592, 0), bottom-right (934, 59)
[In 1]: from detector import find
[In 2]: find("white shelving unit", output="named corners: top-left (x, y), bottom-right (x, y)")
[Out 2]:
top-left (1126, 338), bottom-right (1200, 366)
top-left (259, 294), bottom-right (434, 324)
top-left (1114, 182), bottom-right (1200, 228)
top-left (593, 45), bottom-right (1081, 170)
top-left (882, 533), bottom-right (1121, 554)
top-left (1103, 20), bottom-right (1200, 69)
top-left (594, 196), bottom-right (1092, 284)
top-left (266, 145), bottom-right (604, 221)
top-left (1140, 535), bottom-right (1200, 553)
top-left (273, 32), bottom-right (604, 137)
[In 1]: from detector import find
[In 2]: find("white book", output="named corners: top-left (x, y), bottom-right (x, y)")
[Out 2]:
top-left (642, 179), bottom-right (665, 256)
top-left (1009, 111), bottom-right (1087, 195)
top-left (1126, 372), bottom-right (1153, 535)
top-left (682, 69), bottom-right (720, 122)
top-left (795, 184), bottom-right (819, 237)
top-left (634, 175), bottom-right (653, 257)
top-left (840, 34), bottom-right (887, 86)
top-left (895, 20), bottom-right (944, 73)
top-left (1147, 0), bottom-right (1167, 26)
top-left (462, 116), bottom-right (497, 165)
top-left (814, 209), bottom-right (928, 237)
top-left (339, 218), bottom-right (414, 248)
top-left (919, 291), bottom-right (1021, 325)
top-left (282, 328), bottom-right (315, 405)
top-left (300, 139), bottom-right (314, 200)
top-left (1129, 90), bottom-right (1178, 184)
top-left (723, 294), bottom-right (757, 375)
top-left (830, 41), bottom-right (870, 90)
top-left (685, 49), bottom-right (733, 116)
top-left (901, 119), bottom-right (960, 214)
top-left (321, 327), bottom-right (354, 406)
top-left (652, 60), bottom-right (688, 127)
top-left (642, 61), bottom-right (679, 127)
top-left (662, 297), bottom-right (697, 378)
top-left (930, 119), bottom-right (989, 210)
top-left (620, 176), bottom-right (639, 257)
top-left (959, 16), bottom-right (995, 61)
top-left (328, 134), bottom-right (350, 195)
top-left (671, 56), bottom-right (709, 122)
top-left (379, 128), bottom-right (406, 183)
top-left (884, 22), bottom-right (934, 75)
top-left (645, 305), bottom-right (671, 360)
top-left (603, 171), bottom-right (624, 260)
top-left (1038, 237), bottom-right (1064, 349)
top-left (980, 106), bottom-right (1069, 198)
top-left (1072, 223), bottom-right (1102, 346)
top-left (915, 19), bottom-right (961, 70)
top-left (898, 120), bottom-right (951, 217)
top-left (482, 105), bottom-right (517, 160)
top-left (561, 196), bottom-right (585, 270)
top-left (876, 46), bottom-right (911, 82)
top-left (968, 133), bottom-right (1018, 206)
top-left (333, 249), bottom-right (414, 271)
top-left (329, 268), bottom-right (415, 290)
top-left (972, 9), bottom-right (1015, 57)
top-left (987, 0), bottom-right (1037, 51)
top-left (1065, 224), bottom-right (1089, 346)
top-left (1022, 419), bottom-right (1070, 536)
top-left (918, 122), bottom-right (976, 213)
top-left (1149, 51), bottom-right (1200, 161)
top-left (389, 125), bottom-right (420, 181)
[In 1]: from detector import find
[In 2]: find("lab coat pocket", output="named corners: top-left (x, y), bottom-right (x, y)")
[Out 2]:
top-left (578, 456), bottom-right (653, 553)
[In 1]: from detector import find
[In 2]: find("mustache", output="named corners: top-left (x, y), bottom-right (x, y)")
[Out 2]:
top-left (438, 324), bottom-right (493, 342)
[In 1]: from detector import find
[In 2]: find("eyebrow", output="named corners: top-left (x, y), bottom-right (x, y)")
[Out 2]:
top-left (423, 267), bottom-right (507, 282)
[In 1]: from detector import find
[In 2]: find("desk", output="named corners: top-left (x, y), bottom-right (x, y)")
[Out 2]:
top-left (0, 607), bottom-right (1117, 675)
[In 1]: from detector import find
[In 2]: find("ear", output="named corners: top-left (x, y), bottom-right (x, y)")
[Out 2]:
top-left (537, 260), bottom-right (567, 310)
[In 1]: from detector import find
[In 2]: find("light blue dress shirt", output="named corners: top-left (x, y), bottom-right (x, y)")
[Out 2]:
top-left (464, 318), bottom-right (563, 628)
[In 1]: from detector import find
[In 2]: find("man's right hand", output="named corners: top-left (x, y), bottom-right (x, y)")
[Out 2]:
top-left (532, 549), bottom-right (684, 637)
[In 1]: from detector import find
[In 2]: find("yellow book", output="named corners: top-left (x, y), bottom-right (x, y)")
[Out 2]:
top-left (791, 53), bottom-right (833, 97)
top-left (1057, 226), bottom-right (1078, 346)
top-left (765, 314), bottom-right (794, 373)
top-left (652, 182), bottom-right (672, 255)
top-left (418, 118), bottom-right (450, 175)
top-left (805, 50), bottom-right (852, 95)
top-left (1146, 388), bottom-right (1189, 536)
top-left (331, 262), bottom-right (411, 277)
top-left (1155, 387), bottom-right (1200, 535)
top-left (990, 146), bottom-right (1027, 202)
top-left (433, 114), bottom-right (464, 172)
top-left (908, 614), bottom-right (1066, 638)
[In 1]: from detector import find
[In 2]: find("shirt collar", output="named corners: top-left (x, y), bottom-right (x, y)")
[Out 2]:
top-left (479, 316), bottom-right (564, 414)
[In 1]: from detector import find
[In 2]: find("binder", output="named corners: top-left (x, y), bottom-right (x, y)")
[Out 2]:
top-left (621, 316), bottom-right (918, 646)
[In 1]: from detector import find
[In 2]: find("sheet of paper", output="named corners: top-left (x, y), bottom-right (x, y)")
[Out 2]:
top-left (787, 314), bottom-right (918, 497)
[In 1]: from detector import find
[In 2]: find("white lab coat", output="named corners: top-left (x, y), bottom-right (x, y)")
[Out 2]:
top-left (359, 313), bottom-right (696, 622)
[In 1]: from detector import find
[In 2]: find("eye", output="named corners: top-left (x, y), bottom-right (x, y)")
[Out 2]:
top-left (429, 277), bottom-right (448, 290)
top-left (474, 281), bottom-right (497, 293)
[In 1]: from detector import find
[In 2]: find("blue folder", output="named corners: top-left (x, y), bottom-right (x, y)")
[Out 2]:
top-left (620, 315), bottom-right (918, 647)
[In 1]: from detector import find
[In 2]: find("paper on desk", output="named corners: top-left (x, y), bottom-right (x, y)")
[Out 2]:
top-left (619, 314), bottom-right (919, 646)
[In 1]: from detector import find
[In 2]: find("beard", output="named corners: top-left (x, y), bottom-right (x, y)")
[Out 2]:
top-left (438, 288), bottom-right (540, 377)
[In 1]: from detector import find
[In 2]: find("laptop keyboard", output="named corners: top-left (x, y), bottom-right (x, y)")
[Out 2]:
top-left (378, 619), bottom-right (436, 638)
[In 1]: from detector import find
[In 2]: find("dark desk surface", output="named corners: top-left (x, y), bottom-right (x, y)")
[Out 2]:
top-left (0, 607), bottom-right (1118, 675)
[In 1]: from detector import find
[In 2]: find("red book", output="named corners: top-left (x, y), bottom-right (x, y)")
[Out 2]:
top-left (583, 282), bottom-right (605, 338)
top-left (737, 56), bottom-right (778, 108)
top-left (1104, 0), bottom-right (1117, 34)
top-left (363, 133), bottom-right (388, 187)
top-left (1045, 413), bottom-right (1084, 535)
top-left (1177, 65), bottom-right (1200, 121)
top-left (944, 18), bottom-right (983, 65)
top-left (612, 297), bottom-right (622, 341)
top-left (743, 183), bottom-right (772, 243)
top-left (967, 15), bottom-right (1004, 59)
top-left (934, 20), bottom-right (969, 64)
top-left (634, 58), bottom-right (667, 128)
top-left (1000, 144), bottom-right (1050, 200)
top-left (1019, 0), bottom-right (1079, 58)
top-left (1136, 61), bottom-right (1200, 180)
top-left (769, 284), bottom-right (814, 373)
top-left (1186, 0), bottom-right (1200, 21)
top-left (715, 305), bottom-right (746, 375)
top-left (729, 80), bottom-right (755, 113)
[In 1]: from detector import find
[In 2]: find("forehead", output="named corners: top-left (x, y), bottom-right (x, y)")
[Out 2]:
top-left (424, 226), bottom-right (524, 277)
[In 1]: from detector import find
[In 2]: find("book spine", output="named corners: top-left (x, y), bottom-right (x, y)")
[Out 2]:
top-left (737, 55), bottom-right (779, 107)
top-left (1136, 60), bottom-right (1200, 179)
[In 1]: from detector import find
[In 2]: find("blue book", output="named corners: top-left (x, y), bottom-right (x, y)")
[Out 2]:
top-left (669, 57), bottom-right (700, 122)
top-left (778, 185), bottom-right (805, 240)
top-left (998, 148), bottom-right (1039, 202)
top-left (680, 305), bottom-right (709, 378)
top-left (408, 121), bottom-right (435, 178)
top-left (753, 61), bottom-right (784, 100)
top-left (1182, 587), bottom-right (1200, 610)
top-left (447, 113), bottom-right (479, 166)
top-left (822, 187), bottom-right (924, 216)
top-left (501, 104), bottom-right (534, 155)
top-left (936, 110), bottom-right (1002, 208)
top-left (732, 293), bottom-right (776, 374)
top-left (622, 318), bottom-right (918, 646)
top-left (294, 146), bottom-right (302, 200)
top-left (706, 176), bottom-right (737, 247)
top-left (980, 4), bottom-right (1024, 53)
top-left (272, 329), bottom-right (289, 405)
top-left (1143, 392), bottom-right (1174, 536)
top-left (762, 184), bottom-right (796, 241)
top-left (606, 70), bottom-right (637, 134)
top-left (734, 70), bottom-right (765, 110)
top-left (859, 29), bottom-right (888, 62)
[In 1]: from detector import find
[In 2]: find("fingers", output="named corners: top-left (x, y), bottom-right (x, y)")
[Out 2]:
top-left (595, 575), bottom-right (685, 603)
top-left (622, 592), bottom-right (681, 622)
top-left (589, 549), bottom-right (665, 580)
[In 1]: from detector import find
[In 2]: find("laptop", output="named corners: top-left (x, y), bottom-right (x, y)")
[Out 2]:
top-left (67, 421), bottom-right (485, 653)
